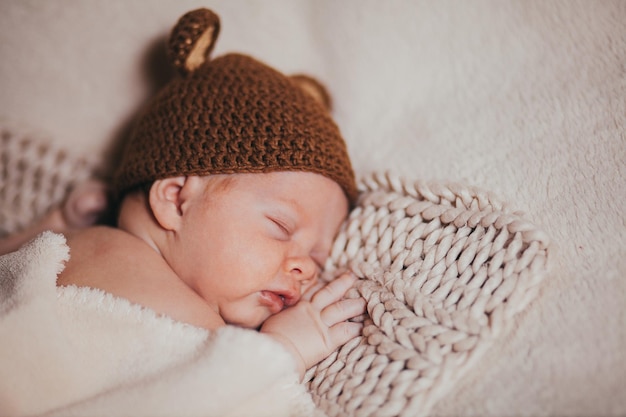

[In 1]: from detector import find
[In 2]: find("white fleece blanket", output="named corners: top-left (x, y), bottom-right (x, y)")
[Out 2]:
top-left (0, 232), bottom-right (319, 417)
top-left (1, 1), bottom-right (625, 416)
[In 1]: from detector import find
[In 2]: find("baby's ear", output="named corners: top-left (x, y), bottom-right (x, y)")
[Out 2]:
top-left (167, 8), bottom-right (221, 75)
top-left (149, 177), bottom-right (187, 231)
top-left (290, 75), bottom-right (333, 111)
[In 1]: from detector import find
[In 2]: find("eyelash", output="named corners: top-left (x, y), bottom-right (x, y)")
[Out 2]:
top-left (270, 218), bottom-right (291, 237)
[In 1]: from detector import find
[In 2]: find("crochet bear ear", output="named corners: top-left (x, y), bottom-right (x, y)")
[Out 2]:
top-left (167, 8), bottom-right (221, 75)
top-left (290, 75), bottom-right (333, 111)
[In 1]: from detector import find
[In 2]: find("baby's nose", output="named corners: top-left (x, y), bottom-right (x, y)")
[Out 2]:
top-left (286, 256), bottom-right (318, 286)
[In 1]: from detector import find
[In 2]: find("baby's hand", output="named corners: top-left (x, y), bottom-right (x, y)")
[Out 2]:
top-left (0, 179), bottom-right (109, 255)
top-left (260, 273), bottom-right (365, 380)
top-left (61, 179), bottom-right (109, 229)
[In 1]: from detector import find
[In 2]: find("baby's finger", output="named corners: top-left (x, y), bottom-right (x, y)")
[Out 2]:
top-left (302, 268), bottom-right (351, 301)
top-left (301, 279), bottom-right (326, 302)
top-left (310, 273), bottom-right (357, 308)
top-left (328, 321), bottom-right (363, 349)
top-left (321, 298), bottom-right (366, 326)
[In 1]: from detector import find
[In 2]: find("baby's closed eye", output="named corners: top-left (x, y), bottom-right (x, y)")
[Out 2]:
top-left (266, 216), bottom-right (292, 240)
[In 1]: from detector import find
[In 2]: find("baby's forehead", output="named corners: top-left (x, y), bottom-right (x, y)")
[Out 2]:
top-left (197, 173), bottom-right (239, 191)
top-left (196, 171), bottom-right (347, 213)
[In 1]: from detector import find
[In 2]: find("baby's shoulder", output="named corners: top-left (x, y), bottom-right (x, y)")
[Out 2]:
top-left (68, 226), bottom-right (162, 266)
top-left (58, 226), bottom-right (168, 289)
top-left (58, 226), bottom-right (223, 330)
top-left (66, 225), bottom-right (143, 253)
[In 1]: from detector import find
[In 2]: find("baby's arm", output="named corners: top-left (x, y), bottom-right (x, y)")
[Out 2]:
top-left (260, 273), bottom-right (365, 379)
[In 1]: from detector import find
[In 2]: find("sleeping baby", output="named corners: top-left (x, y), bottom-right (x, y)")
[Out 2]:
top-left (0, 8), bottom-right (364, 414)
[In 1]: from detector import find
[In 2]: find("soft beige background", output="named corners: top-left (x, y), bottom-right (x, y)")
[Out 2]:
top-left (1, 1), bottom-right (624, 415)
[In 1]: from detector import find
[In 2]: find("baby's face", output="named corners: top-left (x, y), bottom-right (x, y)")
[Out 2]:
top-left (172, 171), bottom-right (349, 329)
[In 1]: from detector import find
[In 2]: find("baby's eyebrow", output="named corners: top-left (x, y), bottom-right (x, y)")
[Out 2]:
top-left (274, 195), bottom-right (303, 214)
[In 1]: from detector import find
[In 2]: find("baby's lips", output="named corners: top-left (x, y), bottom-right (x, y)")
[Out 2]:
top-left (281, 289), bottom-right (300, 307)
top-left (260, 288), bottom-right (300, 313)
top-left (259, 291), bottom-right (285, 314)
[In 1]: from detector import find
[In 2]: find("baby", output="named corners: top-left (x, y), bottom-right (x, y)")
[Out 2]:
top-left (5, 8), bottom-right (365, 380)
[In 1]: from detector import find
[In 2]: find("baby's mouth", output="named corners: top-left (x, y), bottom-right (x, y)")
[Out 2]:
top-left (259, 291), bottom-right (286, 314)
top-left (259, 290), bottom-right (299, 313)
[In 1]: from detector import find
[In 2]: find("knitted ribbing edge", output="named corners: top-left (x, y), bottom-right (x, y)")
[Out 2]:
top-left (306, 171), bottom-right (551, 417)
top-left (0, 122), bottom-right (96, 237)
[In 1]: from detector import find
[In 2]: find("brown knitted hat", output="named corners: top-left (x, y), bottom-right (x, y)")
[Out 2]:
top-left (113, 8), bottom-right (357, 204)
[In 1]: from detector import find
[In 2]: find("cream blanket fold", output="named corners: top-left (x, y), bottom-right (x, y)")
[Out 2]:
top-left (0, 232), bottom-right (321, 417)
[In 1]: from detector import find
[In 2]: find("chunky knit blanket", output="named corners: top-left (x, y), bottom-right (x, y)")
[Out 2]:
top-left (0, 122), bottom-right (95, 237)
top-left (306, 172), bottom-right (550, 417)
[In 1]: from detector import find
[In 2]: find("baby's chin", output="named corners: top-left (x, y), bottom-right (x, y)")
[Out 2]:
top-left (224, 312), bottom-right (270, 330)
